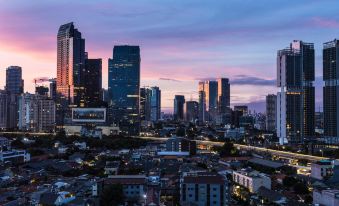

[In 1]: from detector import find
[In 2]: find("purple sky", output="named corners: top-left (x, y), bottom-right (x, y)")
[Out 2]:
top-left (0, 0), bottom-right (338, 112)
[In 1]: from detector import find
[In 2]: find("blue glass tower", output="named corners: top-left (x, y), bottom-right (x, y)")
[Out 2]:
top-left (108, 46), bottom-right (140, 135)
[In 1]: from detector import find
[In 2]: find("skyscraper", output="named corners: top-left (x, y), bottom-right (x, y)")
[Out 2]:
top-left (277, 44), bottom-right (303, 145)
top-left (140, 87), bottom-right (151, 121)
top-left (217, 78), bottom-right (231, 124)
top-left (186, 101), bottom-right (199, 123)
top-left (291, 40), bottom-right (315, 139)
top-left (266, 94), bottom-right (277, 132)
top-left (217, 78), bottom-right (230, 111)
top-left (0, 90), bottom-right (8, 129)
top-left (277, 40), bottom-right (315, 145)
top-left (323, 39), bottom-right (339, 143)
top-left (198, 83), bottom-right (206, 125)
top-left (174, 95), bottom-right (185, 121)
top-left (198, 80), bottom-right (218, 122)
top-left (57, 22), bottom-right (85, 106)
top-left (5, 66), bottom-right (24, 95)
top-left (108, 46), bottom-right (140, 135)
top-left (83, 58), bottom-right (102, 107)
top-left (150, 87), bottom-right (161, 121)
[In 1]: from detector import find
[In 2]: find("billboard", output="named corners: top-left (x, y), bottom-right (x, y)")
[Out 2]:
top-left (72, 108), bottom-right (106, 123)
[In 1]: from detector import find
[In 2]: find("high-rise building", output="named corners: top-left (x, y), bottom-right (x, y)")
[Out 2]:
top-left (198, 80), bottom-right (218, 122)
top-left (266, 94), bottom-right (277, 132)
top-left (5, 66), bottom-right (24, 95)
top-left (57, 22), bottom-right (85, 106)
top-left (49, 78), bottom-right (57, 100)
top-left (18, 93), bottom-right (55, 132)
top-left (83, 58), bottom-right (102, 107)
top-left (186, 101), bottom-right (199, 123)
top-left (323, 39), bottom-right (339, 143)
top-left (291, 40), bottom-right (315, 139)
top-left (277, 40), bottom-right (315, 145)
top-left (217, 78), bottom-right (230, 111)
top-left (150, 87), bottom-right (161, 121)
top-left (140, 87), bottom-right (151, 121)
top-left (108, 46), bottom-right (140, 135)
top-left (198, 83), bottom-right (206, 125)
top-left (0, 90), bottom-right (8, 129)
top-left (277, 47), bottom-right (303, 145)
top-left (217, 78), bottom-right (231, 125)
top-left (174, 95), bottom-right (185, 121)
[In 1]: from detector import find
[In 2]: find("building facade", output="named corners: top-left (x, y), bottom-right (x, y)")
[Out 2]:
top-left (277, 40), bottom-right (315, 145)
top-left (180, 172), bottom-right (229, 206)
top-left (18, 93), bottom-right (56, 132)
top-left (6, 66), bottom-right (24, 95)
top-left (57, 22), bottom-right (86, 106)
top-left (186, 101), bottom-right (199, 123)
top-left (108, 45), bottom-right (140, 135)
top-left (83, 58), bottom-right (102, 107)
top-left (266, 94), bottom-right (277, 131)
top-left (233, 169), bottom-right (271, 193)
top-left (323, 39), bottom-right (339, 143)
top-left (174, 95), bottom-right (185, 121)
top-left (150, 87), bottom-right (161, 122)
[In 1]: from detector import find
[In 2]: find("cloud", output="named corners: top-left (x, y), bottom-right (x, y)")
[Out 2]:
top-left (159, 78), bottom-right (181, 82)
top-left (231, 75), bottom-right (275, 86)
top-left (312, 17), bottom-right (339, 29)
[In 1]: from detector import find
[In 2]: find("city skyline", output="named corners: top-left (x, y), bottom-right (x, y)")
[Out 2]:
top-left (1, 1), bottom-right (339, 112)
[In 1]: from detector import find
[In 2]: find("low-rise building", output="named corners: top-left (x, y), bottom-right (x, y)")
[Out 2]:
top-left (102, 175), bottom-right (147, 202)
top-left (232, 169), bottom-right (271, 193)
top-left (0, 149), bottom-right (30, 163)
top-left (311, 160), bottom-right (333, 180)
top-left (180, 172), bottom-right (229, 206)
top-left (166, 136), bottom-right (197, 155)
top-left (313, 188), bottom-right (339, 206)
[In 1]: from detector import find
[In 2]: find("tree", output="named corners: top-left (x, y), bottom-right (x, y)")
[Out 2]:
top-left (175, 127), bottom-right (186, 137)
top-left (283, 176), bottom-right (297, 188)
top-left (293, 182), bottom-right (309, 195)
top-left (100, 184), bottom-right (124, 206)
top-left (219, 141), bottom-right (237, 157)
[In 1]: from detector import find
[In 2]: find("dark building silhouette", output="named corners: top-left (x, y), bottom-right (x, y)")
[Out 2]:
top-left (150, 87), bottom-right (161, 121)
top-left (174, 95), bottom-right (185, 121)
top-left (323, 39), bottom-right (339, 142)
top-left (266, 94), bottom-right (277, 132)
top-left (6, 66), bottom-right (24, 95)
top-left (108, 46), bottom-right (140, 135)
top-left (277, 40), bottom-right (315, 145)
top-left (291, 40), bottom-right (315, 139)
top-left (83, 58), bottom-right (102, 107)
top-left (140, 87), bottom-right (151, 121)
top-left (186, 101), bottom-right (199, 123)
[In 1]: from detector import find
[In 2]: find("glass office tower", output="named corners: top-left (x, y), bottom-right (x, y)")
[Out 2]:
top-left (108, 46), bottom-right (140, 135)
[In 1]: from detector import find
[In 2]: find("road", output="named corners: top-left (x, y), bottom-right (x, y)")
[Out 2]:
top-left (139, 136), bottom-right (326, 162)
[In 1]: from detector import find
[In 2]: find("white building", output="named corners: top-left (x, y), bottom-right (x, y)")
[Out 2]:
top-left (18, 93), bottom-right (55, 132)
top-left (233, 169), bottom-right (271, 193)
top-left (311, 160), bottom-right (333, 180)
top-left (313, 189), bottom-right (339, 206)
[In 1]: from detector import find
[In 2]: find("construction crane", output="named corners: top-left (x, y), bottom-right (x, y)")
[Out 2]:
top-left (33, 77), bottom-right (56, 87)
